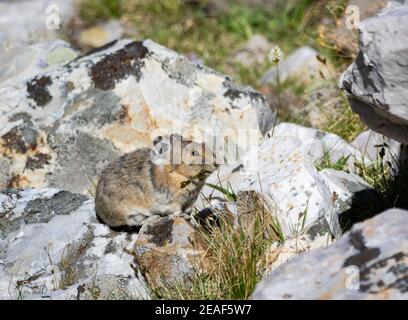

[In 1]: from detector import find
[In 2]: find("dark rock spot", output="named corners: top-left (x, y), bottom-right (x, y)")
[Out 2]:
top-left (342, 231), bottom-right (408, 294)
top-left (23, 191), bottom-right (88, 225)
top-left (115, 104), bottom-right (132, 125)
top-left (66, 81), bottom-right (75, 92)
top-left (307, 217), bottom-right (331, 241)
top-left (25, 152), bottom-right (51, 171)
top-left (26, 76), bottom-right (53, 107)
top-left (0, 190), bottom-right (88, 239)
top-left (223, 79), bottom-right (266, 104)
top-left (232, 164), bottom-right (243, 173)
top-left (248, 90), bottom-right (267, 104)
top-left (90, 41), bottom-right (150, 90)
top-left (344, 247), bottom-right (381, 272)
top-left (161, 58), bottom-right (197, 87)
top-left (343, 230), bottom-right (380, 268)
top-left (145, 217), bottom-right (174, 247)
top-left (8, 113), bottom-right (32, 123)
top-left (314, 130), bottom-right (327, 140)
top-left (359, 252), bottom-right (408, 293)
top-left (2, 130), bottom-right (27, 154)
top-left (1, 124), bottom-right (38, 154)
top-left (70, 89), bottom-right (121, 128)
top-left (104, 240), bottom-right (117, 254)
top-left (224, 87), bottom-right (242, 101)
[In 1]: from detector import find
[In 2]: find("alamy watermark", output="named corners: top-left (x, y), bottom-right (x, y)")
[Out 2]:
top-left (345, 5), bottom-right (361, 30)
top-left (148, 127), bottom-right (261, 167)
top-left (345, 265), bottom-right (360, 290)
top-left (45, 4), bottom-right (62, 30)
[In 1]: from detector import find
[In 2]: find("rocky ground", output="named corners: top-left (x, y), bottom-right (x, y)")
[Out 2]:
top-left (0, 0), bottom-right (408, 300)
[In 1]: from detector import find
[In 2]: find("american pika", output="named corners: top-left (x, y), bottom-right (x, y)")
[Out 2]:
top-left (95, 134), bottom-right (218, 228)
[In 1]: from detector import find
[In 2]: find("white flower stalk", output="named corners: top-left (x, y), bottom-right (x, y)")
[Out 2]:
top-left (269, 46), bottom-right (282, 64)
top-left (269, 46), bottom-right (283, 138)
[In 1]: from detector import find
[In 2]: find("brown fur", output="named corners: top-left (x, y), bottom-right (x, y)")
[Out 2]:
top-left (95, 136), bottom-right (217, 227)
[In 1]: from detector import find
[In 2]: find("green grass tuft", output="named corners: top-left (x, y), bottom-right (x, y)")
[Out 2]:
top-left (151, 190), bottom-right (283, 300)
top-left (339, 145), bottom-right (408, 231)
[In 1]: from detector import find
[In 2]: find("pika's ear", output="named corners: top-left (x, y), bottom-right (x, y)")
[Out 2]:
top-left (152, 136), bottom-right (170, 156)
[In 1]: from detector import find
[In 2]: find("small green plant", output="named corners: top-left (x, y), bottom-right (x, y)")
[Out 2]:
top-left (151, 187), bottom-right (283, 300)
top-left (205, 182), bottom-right (237, 202)
top-left (323, 96), bottom-right (366, 142)
top-left (340, 144), bottom-right (408, 231)
top-left (360, 145), bottom-right (408, 209)
top-left (315, 148), bottom-right (351, 171)
top-left (153, 210), bottom-right (279, 299)
top-left (79, 0), bottom-right (123, 23)
top-left (57, 244), bottom-right (82, 290)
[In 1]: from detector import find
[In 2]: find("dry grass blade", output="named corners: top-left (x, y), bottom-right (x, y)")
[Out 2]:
top-left (152, 191), bottom-right (282, 300)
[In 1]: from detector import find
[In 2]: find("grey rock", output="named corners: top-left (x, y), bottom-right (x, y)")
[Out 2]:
top-left (0, 157), bottom-right (11, 189)
top-left (341, 3), bottom-right (408, 144)
top-left (263, 216), bottom-right (334, 275)
top-left (0, 188), bottom-right (148, 300)
top-left (253, 208), bottom-right (408, 300)
top-left (0, 39), bottom-right (274, 194)
top-left (320, 169), bottom-right (381, 228)
top-left (199, 123), bottom-right (373, 239)
top-left (47, 132), bottom-right (120, 194)
top-left (133, 215), bottom-right (207, 288)
top-left (0, 40), bottom-right (77, 86)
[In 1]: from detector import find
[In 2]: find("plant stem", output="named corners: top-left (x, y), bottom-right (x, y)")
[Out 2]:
top-left (271, 63), bottom-right (281, 137)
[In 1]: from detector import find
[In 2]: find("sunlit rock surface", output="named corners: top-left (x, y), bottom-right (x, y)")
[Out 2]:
top-left (253, 209), bottom-right (408, 300)
top-left (0, 39), bottom-right (274, 194)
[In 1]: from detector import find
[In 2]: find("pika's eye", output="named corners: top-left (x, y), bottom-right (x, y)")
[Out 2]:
top-left (191, 150), bottom-right (199, 156)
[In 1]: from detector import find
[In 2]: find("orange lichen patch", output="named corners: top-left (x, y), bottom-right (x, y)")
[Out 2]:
top-left (319, 272), bottom-right (350, 300)
top-left (141, 101), bottom-right (158, 129)
top-left (99, 100), bottom-right (179, 152)
top-left (0, 128), bottom-right (55, 190)
top-left (1, 131), bottom-right (35, 155)
top-left (319, 291), bottom-right (333, 300)
top-left (7, 174), bottom-right (30, 189)
top-left (115, 104), bottom-right (132, 125)
top-left (99, 125), bottom-right (150, 153)
top-left (373, 288), bottom-right (392, 300)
